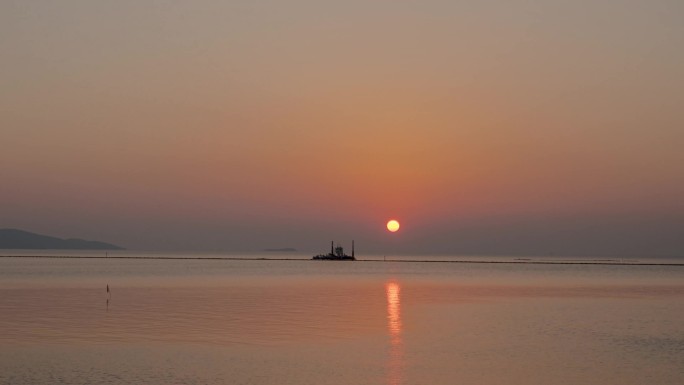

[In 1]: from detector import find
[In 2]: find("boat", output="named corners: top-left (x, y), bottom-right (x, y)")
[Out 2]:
top-left (312, 241), bottom-right (356, 260)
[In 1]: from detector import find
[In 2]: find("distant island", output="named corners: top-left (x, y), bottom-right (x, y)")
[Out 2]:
top-left (263, 248), bottom-right (297, 252)
top-left (0, 228), bottom-right (124, 250)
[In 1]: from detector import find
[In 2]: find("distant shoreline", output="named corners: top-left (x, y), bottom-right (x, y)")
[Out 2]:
top-left (1, 255), bottom-right (682, 267)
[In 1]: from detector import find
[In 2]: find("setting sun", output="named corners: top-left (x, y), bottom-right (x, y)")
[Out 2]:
top-left (387, 220), bottom-right (400, 232)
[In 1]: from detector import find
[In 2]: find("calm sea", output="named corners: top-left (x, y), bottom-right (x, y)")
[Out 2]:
top-left (1, 251), bottom-right (683, 385)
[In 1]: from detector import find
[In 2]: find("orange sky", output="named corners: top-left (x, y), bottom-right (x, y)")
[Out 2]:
top-left (1, 1), bottom-right (683, 255)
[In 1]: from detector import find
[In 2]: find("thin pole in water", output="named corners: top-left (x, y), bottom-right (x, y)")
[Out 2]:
top-left (106, 284), bottom-right (111, 310)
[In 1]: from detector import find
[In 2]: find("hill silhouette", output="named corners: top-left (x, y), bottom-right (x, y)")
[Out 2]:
top-left (0, 229), bottom-right (124, 250)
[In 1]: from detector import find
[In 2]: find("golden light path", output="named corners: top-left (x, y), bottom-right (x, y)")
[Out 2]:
top-left (387, 220), bottom-right (400, 232)
top-left (386, 281), bottom-right (403, 385)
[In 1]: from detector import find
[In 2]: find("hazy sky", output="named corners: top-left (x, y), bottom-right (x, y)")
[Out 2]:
top-left (2, 1), bottom-right (683, 255)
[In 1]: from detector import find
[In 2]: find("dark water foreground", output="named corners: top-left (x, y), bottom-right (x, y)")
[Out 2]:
top-left (1, 255), bottom-right (683, 385)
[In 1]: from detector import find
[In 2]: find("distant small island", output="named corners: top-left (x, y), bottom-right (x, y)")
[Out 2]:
top-left (0, 228), bottom-right (124, 250)
top-left (263, 248), bottom-right (297, 252)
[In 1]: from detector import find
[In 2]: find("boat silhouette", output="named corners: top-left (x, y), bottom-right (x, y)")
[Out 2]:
top-left (312, 241), bottom-right (356, 260)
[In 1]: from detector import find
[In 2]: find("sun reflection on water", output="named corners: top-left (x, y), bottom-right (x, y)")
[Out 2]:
top-left (386, 281), bottom-right (403, 385)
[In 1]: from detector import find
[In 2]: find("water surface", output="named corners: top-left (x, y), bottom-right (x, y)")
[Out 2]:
top-left (1, 253), bottom-right (682, 384)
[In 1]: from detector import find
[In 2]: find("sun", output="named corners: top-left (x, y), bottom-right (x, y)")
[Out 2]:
top-left (386, 219), bottom-right (400, 232)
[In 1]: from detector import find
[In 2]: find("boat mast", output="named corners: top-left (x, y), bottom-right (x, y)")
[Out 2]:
top-left (352, 240), bottom-right (354, 258)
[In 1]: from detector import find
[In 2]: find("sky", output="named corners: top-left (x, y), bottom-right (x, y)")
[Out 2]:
top-left (1, 0), bottom-right (683, 256)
